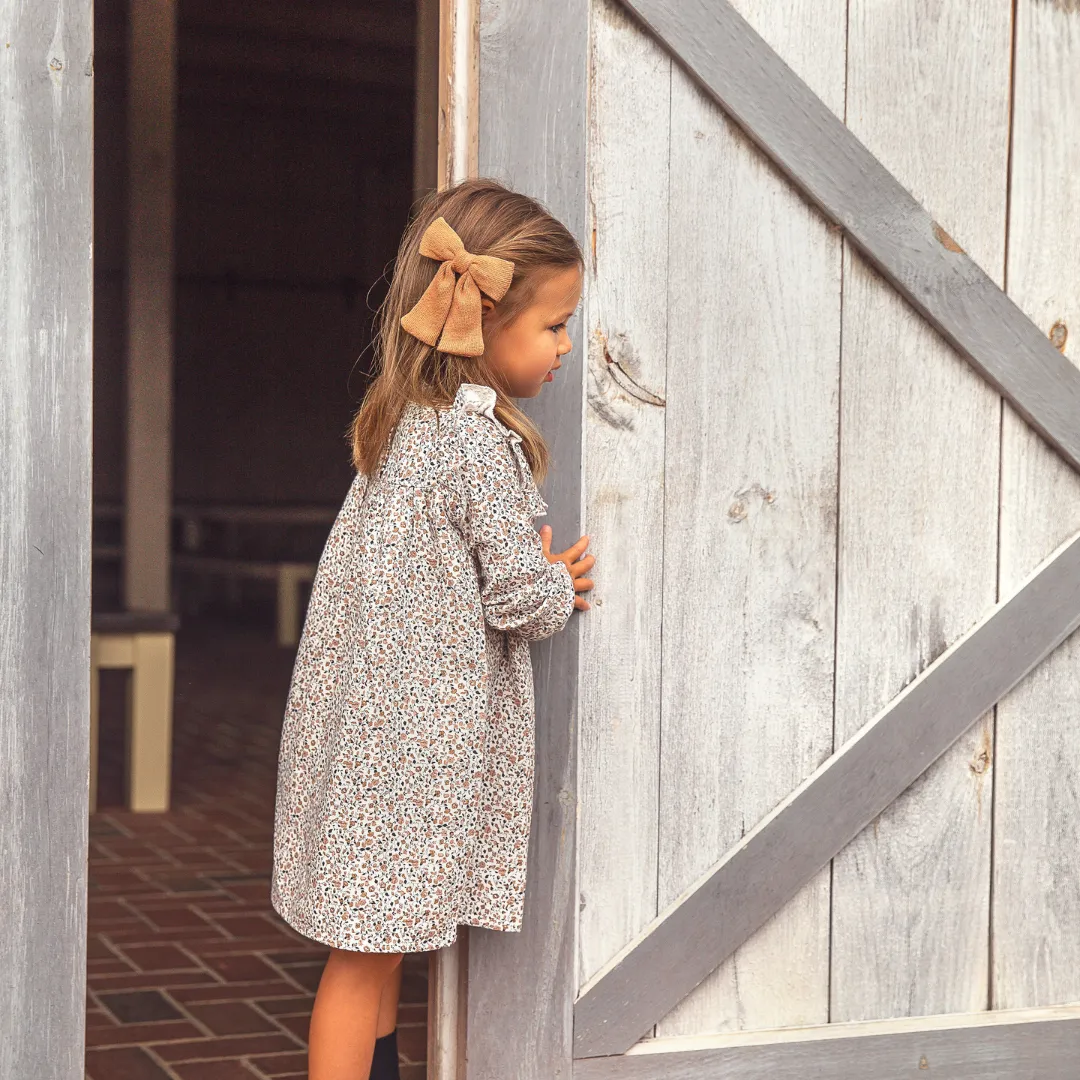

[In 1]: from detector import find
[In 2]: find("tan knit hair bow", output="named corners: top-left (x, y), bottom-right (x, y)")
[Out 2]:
top-left (399, 216), bottom-right (515, 357)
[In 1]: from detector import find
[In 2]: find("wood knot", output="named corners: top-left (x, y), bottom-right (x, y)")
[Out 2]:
top-left (1049, 320), bottom-right (1068, 353)
top-left (933, 222), bottom-right (964, 254)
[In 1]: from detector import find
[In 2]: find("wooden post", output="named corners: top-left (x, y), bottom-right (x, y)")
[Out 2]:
top-left (429, 4), bottom-right (480, 1076)
top-left (439, 0), bottom-right (479, 188)
top-left (127, 632), bottom-right (176, 811)
top-left (467, 1), bottom-right (589, 1076)
top-left (0, 0), bottom-right (94, 1075)
top-left (125, 0), bottom-right (177, 612)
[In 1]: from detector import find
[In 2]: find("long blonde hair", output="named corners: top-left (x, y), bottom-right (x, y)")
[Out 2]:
top-left (348, 177), bottom-right (583, 485)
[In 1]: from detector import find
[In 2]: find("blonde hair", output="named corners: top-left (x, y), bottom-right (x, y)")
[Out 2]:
top-left (348, 177), bottom-right (583, 485)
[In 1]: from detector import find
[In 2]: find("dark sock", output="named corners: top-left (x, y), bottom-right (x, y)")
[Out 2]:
top-left (369, 1027), bottom-right (400, 1080)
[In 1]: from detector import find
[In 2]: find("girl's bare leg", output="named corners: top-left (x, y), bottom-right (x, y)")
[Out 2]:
top-left (376, 958), bottom-right (403, 1038)
top-left (308, 947), bottom-right (403, 1080)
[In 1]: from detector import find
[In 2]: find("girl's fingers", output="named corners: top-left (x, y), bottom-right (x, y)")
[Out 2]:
top-left (547, 534), bottom-right (592, 609)
top-left (558, 534), bottom-right (590, 560)
top-left (546, 532), bottom-right (596, 581)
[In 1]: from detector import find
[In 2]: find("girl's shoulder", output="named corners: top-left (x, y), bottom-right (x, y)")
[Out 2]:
top-left (400, 383), bottom-right (514, 444)
top-left (450, 384), bottom-right (548, 518)
top-left (451, 382), bottom-right (523, 448)
top-left (389, 384), bottom-right (514, 483)
top-left (393, 384), bottom-right (544, 515)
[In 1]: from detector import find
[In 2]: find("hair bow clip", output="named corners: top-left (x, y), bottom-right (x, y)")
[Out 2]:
top-left (399, 217), bottom-right (515, 357)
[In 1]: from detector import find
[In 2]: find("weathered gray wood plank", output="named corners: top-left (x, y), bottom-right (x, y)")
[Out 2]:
top-left (469, 0), bottom-right (588, 1077)
top-left (577, 0), bottom-right (669, 1013)
top-left (655, 0), bottom-right (843, 1039)
top-left (573, 526), bottom-right (1080, 1057)
top-left (993, 0), bottom-right (1080, 1012)
top-left (616, 0), bottom-right (1080, 475)
top-left (0, 1), bottom-right (94, 1077)
top-left (830, 0), bottom-right (1011, 1025)
top-left (574, 1010), bottom-right (1080, 1078)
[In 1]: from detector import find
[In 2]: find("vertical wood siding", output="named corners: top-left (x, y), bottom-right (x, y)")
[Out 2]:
top-left (572, 0), bottom-right (1080, 1050)
top-left (471, 0), bottom-right (588, 1075)
top-left (993, 0), bottom-right (1080, 1011)
top-left (573, 523), bottom-right (1080, 1056)
top-left (0, 1), bottom-right (94, 1077)
top-left (830, 0), bottom-right (1013, 1023)
top-left (577, 0), bottom-right (669, 1003)
top-left (654, 0), bottom-right (844, 1037)
top-left (579, 0), bottom-right (844, 1038)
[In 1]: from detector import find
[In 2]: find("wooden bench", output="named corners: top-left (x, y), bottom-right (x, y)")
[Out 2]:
top-left (90, 610), bottom-right (180, 813)
top-left (93, 501), bottom-right (330, 646)
top-left (173, 505), bottom-right (329, 637)
top-left (171, 554), bottom-right (316, 647)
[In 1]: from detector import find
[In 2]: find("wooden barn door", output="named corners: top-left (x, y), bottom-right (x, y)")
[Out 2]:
top-left (467, 0), bottom-right (1080, 1077)
top-left (0, 1), bottom-right (95, 1077)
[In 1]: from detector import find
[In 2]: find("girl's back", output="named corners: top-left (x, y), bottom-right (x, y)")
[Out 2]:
top-left (271, 382), bottom-right (573, 954)
top-left (268, 177), bottom-right (596, 1079)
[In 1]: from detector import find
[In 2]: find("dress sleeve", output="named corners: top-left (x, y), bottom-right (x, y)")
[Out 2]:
top-left (454, 410), bottom-right (577, 641)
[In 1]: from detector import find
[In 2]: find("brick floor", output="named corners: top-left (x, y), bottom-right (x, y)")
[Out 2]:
top-left (88, 618), bottom-right (430, 1079)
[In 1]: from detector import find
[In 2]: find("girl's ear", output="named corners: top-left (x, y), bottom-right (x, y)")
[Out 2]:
top-left (480, 296), bottom-right (495, 316)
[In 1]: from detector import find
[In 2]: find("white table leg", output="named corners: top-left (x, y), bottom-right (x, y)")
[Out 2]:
top-left (224, 521), bottom-right (241, 609)
top-left (277, 564), bottom-right (303, 648)
top-left (89, 637), bottom-right (101, 814)
top-left (128, 631), bottom-right (175, 812)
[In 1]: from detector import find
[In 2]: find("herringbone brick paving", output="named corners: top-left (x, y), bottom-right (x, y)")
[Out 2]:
top-left (86, 618), bottom-right (430, 1079)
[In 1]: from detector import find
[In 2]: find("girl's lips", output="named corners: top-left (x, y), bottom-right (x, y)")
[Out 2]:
top-left (544, 371), bottom-right (554, 381)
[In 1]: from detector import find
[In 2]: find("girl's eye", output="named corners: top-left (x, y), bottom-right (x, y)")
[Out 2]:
top-left (549, 322), bottom-right (566, 334)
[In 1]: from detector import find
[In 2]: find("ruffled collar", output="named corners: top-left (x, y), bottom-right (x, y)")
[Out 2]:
top-left (453, 383), bottom-right (548, 518)
top-left (452, 382), bottom-right (523, 444)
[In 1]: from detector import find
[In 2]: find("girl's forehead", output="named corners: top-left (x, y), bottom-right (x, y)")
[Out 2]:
top-left (530, 265), bottom-right (582, 310)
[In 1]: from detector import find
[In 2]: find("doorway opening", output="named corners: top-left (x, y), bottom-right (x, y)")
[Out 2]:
top-left (88, 2), bottom-right (438, 1076)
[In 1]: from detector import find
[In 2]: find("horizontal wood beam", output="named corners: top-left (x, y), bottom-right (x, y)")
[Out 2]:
top-left (95, 68), bottom-right (413, 120)
top-left (96, 1), bottom-right (414, 50)
top-left (95, 27), bottom-right (414, 90)
top-left (178, 0), bottom-right (414, 50)
top-left (573, 526), bottom-right (1080, 1057)
top-left (177, 30), bottom-right (413, 89)
top-left (617, 0), bottom-right (1080, 475)
top-left (574, 1007), bottom-right (1080, 1078)
top-left (175, 77), bottom-right (410, 116)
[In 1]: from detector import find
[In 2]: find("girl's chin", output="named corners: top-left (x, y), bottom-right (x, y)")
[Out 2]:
top-left (507, 373), bottom-right (552, 397)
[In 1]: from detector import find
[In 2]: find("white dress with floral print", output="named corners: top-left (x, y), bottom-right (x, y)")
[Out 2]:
top-left (270, 382), bottom-right (577, 953)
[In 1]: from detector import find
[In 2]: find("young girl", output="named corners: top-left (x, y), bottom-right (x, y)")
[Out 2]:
top-left (270, 177), bottom-right (596, 1080)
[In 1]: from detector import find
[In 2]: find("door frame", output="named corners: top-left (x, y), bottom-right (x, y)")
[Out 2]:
top-left (0, 1), bottom-right (95, 1077)
top-left (427, 4), bottom-right (483, 1076)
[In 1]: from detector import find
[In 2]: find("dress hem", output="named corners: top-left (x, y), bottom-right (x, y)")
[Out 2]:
top-left (270, 893), bottom-right (522, 954)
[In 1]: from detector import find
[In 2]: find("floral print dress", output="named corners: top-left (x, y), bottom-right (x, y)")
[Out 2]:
top-left (270, 382), bottom-right (577, 953)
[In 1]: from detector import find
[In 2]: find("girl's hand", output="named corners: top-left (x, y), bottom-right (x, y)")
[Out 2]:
top-left (539, 525), bottom-right (595, 611)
